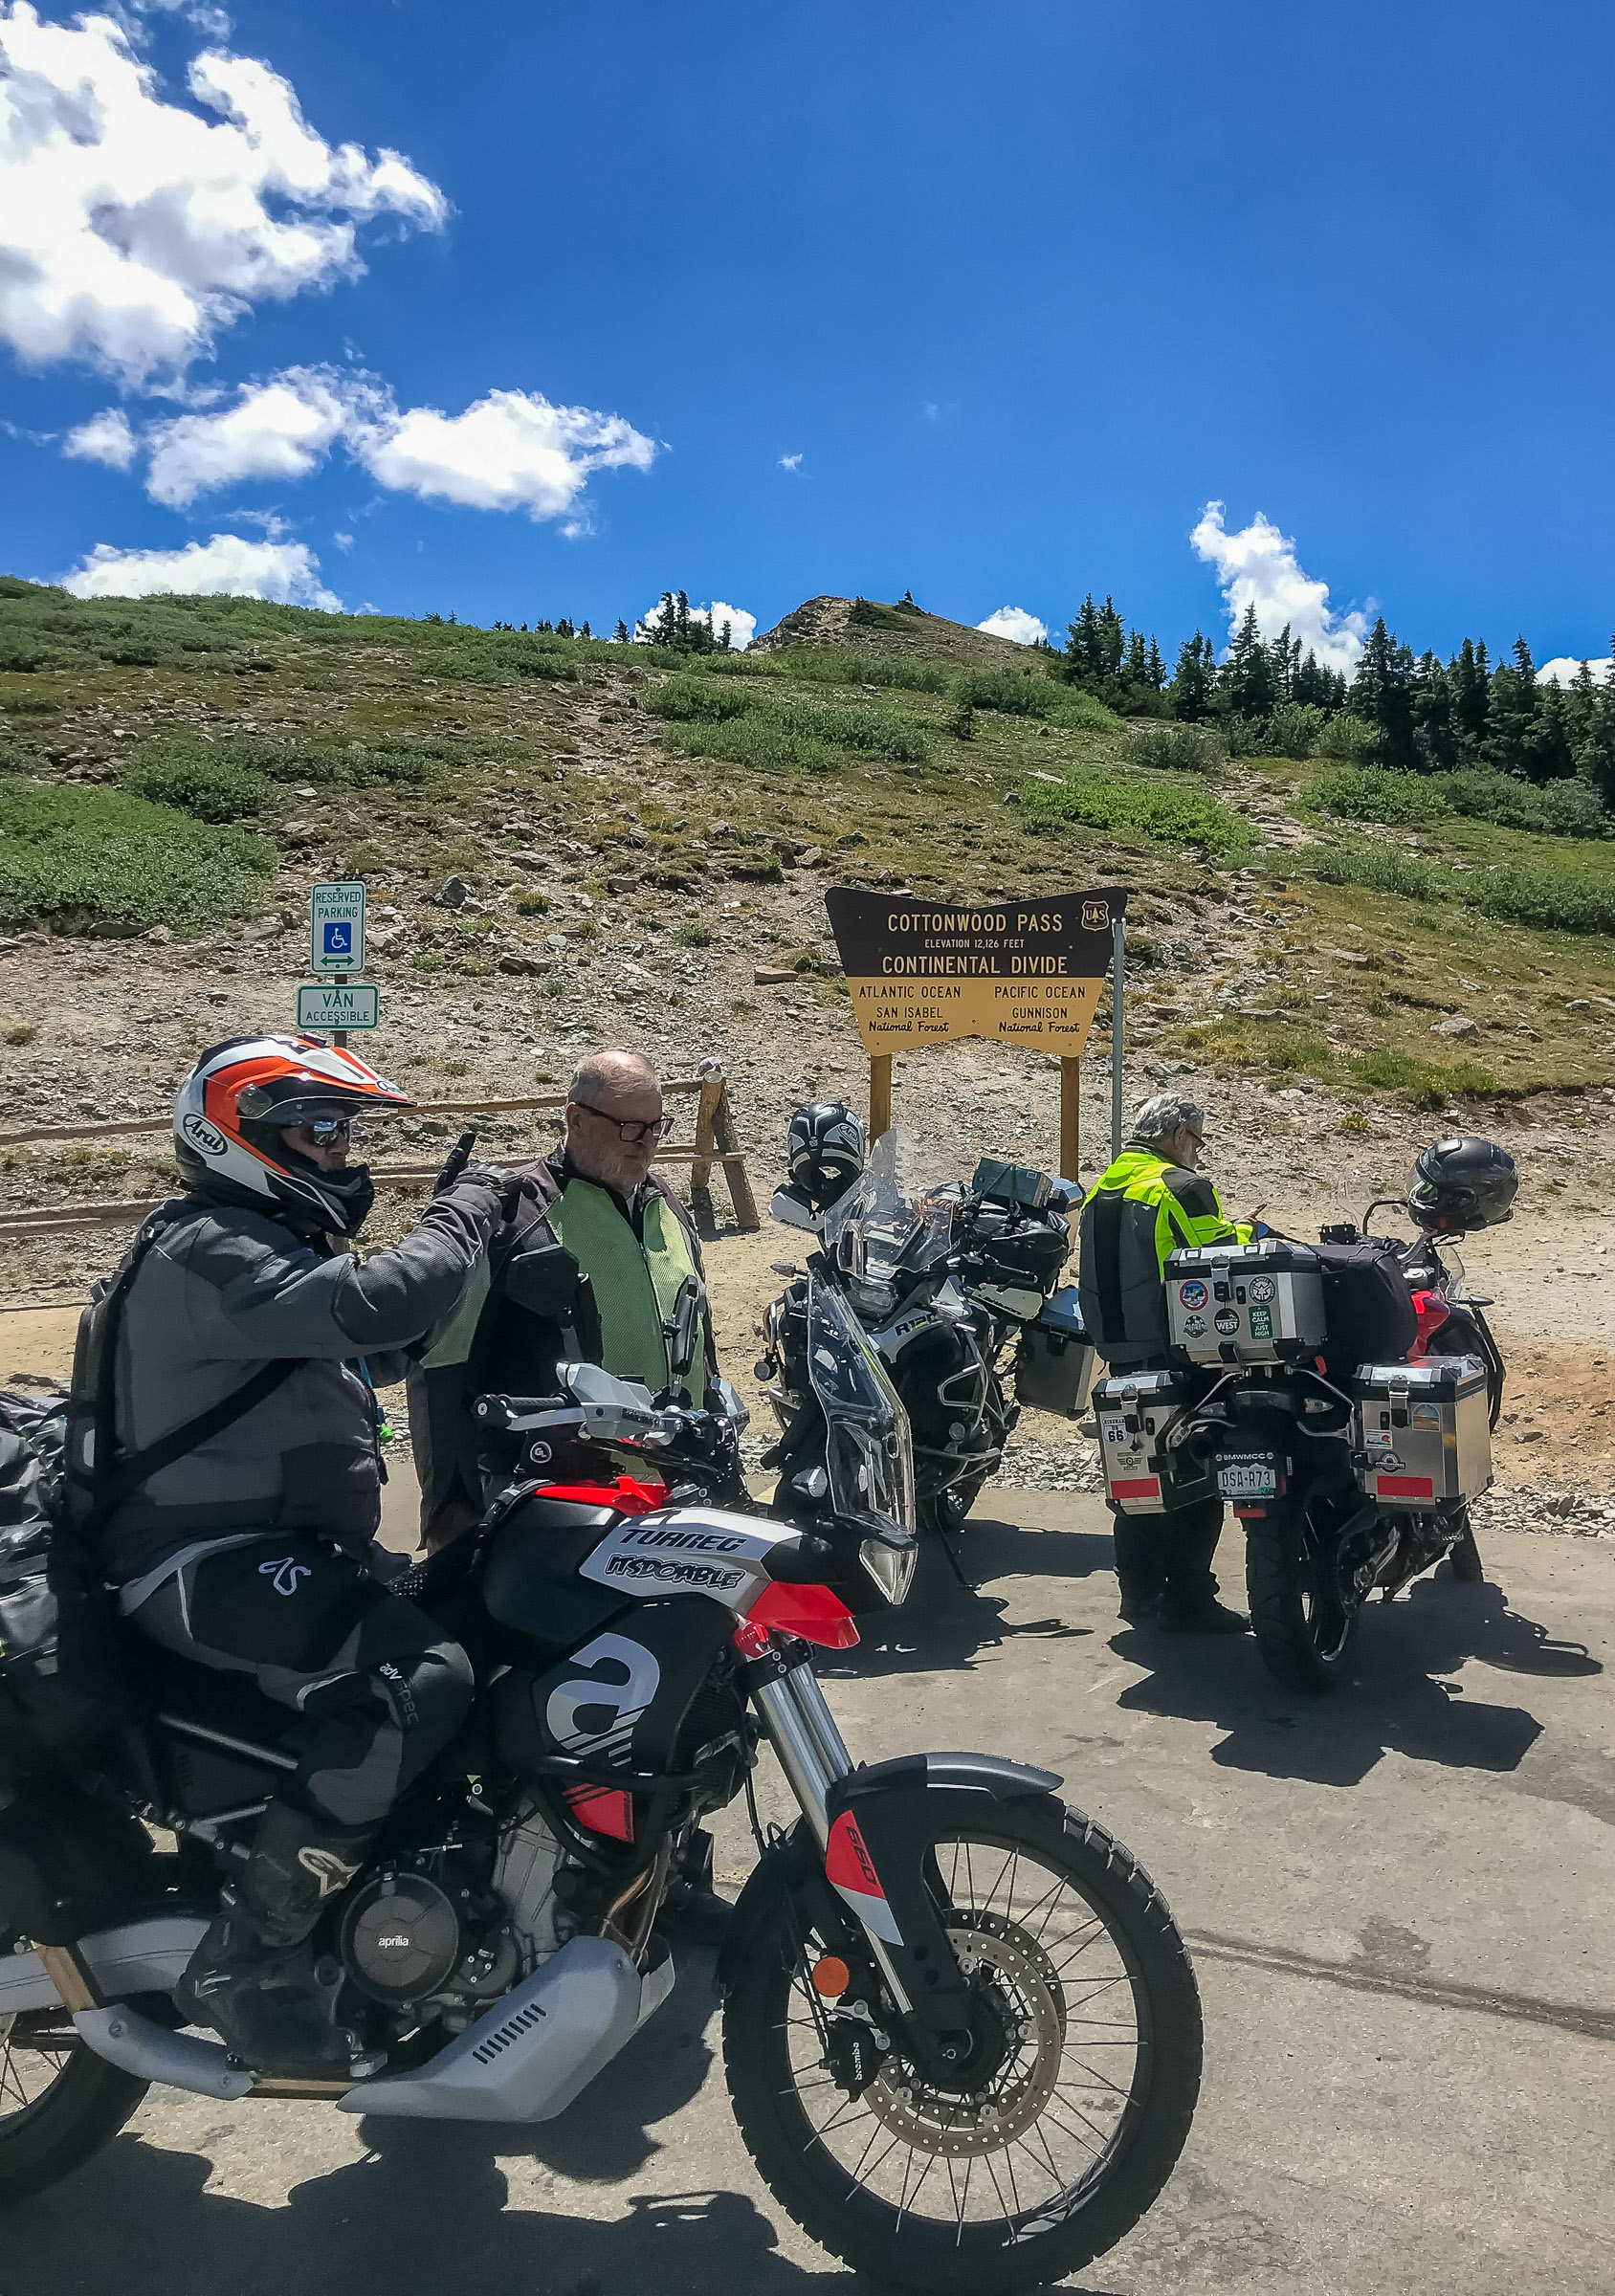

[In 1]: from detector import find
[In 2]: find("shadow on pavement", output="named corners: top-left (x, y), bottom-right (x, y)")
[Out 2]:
top-left (1111, 1568), bottom-right (1591, 1787)
top-left (820, 1517), bottom-right (1106, 1680)
top-left (4, 2142), bottom-right (853, 2296)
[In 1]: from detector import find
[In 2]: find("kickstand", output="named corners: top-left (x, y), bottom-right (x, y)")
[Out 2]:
top-left (938, 1530), bottom-right (973, 1591)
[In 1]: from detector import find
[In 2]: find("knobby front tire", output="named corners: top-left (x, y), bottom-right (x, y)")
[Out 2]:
top-left (722, 1806), bottom-right (1202, 2294)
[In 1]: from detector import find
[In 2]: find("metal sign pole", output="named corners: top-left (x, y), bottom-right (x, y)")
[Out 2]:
top-left (332, 973), bottom-right (348, 1050)
top-left (1110, 913), bottom-right (1125, 1161)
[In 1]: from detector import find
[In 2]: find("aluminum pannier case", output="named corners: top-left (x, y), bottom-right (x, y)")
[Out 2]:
top-left (1093, 1371), bottom-right (1213, 1514)
top-left (1014, 1285), bottom-right (1096, 1418)
top-left (1351, 1354), bottom-right (1492, 1506)
top-left (1165, 1239), bottom-right (1326, 1366)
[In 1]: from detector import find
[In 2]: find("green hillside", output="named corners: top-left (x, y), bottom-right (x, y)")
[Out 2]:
top-left (3, 574), bottom-right (1615, 1111)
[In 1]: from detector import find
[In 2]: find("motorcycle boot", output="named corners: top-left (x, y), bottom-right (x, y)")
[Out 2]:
top-left (178, 1802), bottom-right (375, 2075)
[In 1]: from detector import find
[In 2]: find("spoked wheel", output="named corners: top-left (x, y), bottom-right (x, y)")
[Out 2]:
top-left (0, 2004), bottom-right (147, 2204)
top-left (1245, 1496), bottom-right (1360, 1693)
top-left (723, 1812), bottom-right (1202, 2293)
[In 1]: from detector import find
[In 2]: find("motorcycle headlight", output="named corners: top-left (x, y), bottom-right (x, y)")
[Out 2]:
top-left (859, 1530), bottom-right (918, 1605)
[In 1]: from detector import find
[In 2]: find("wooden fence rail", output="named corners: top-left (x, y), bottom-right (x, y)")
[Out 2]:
top-left (0, 1071), bottom-right (760, 1240)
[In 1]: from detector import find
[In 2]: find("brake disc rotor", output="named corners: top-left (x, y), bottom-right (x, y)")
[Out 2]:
top-left (864, 1910), bottom-right (1067, 2155)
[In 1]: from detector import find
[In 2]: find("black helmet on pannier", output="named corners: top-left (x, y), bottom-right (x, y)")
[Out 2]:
top-left (1407, 1136), bottom-right (1517, 1234)
top-left (786, 1101), bottom-right (866, 1210)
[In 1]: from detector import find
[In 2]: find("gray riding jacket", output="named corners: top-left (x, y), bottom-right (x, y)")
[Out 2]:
top-left (99, 1179), bottom-right (500, 1588)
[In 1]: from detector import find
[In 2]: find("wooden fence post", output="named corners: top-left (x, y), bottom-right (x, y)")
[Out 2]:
top-left (869, 1054), bottom-right (893, 1142)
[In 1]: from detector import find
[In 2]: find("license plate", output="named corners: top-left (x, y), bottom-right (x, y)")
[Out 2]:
top-left (1217, 1460), bottom-right (1278, 1498)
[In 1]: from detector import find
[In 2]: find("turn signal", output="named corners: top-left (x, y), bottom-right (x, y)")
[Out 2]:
top-left (810, 1955), bottom-right (851, 1998)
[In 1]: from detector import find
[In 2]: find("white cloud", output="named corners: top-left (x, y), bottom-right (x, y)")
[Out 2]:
top-left (143, 364), bottom-right (387, 504)
top-left (63, 406), bottom-right (138, 468)
top-left (60, 530), bottom-right (340, 608)
top-left (976, 605), bottom-right (1048, 647)
top-left (0, 3), bottom-right (445, 382)
top-left (360, 388), bottom-right (654, 519)
top-left (1190, 500), bottom-right (1367, 674)
top-left (1538, 655), bottom-right (1614, 689)
top-left (779, 452), bottom-right (803, 472)
top-left (634, 596), bottom-right (756, 651)
top-left (82, 366), bottom-right (653, 529)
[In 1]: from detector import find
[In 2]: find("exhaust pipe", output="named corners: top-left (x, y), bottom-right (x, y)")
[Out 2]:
top-left (76, 2005), bottom-right (255, 2100)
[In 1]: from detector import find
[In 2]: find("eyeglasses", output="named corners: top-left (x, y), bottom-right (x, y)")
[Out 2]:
top-left (299, 1116), bottom-right (352, 1145)
top-left (572, 1100), bottom-right (675, 1145)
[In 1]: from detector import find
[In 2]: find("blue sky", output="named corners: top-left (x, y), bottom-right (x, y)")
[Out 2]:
top-left (3, 0), bottom-right (1613, 673)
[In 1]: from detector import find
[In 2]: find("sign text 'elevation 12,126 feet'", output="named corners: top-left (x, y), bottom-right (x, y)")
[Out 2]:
top-left (824, 886), bottom-right (1127, 1055)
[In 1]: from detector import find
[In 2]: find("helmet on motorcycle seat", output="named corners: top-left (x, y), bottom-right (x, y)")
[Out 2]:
top-left (1407, 1135), bottom-right (1518, 1234)
top-left (786, 1101), bottom-right (866, 1210)
top-left (173, 1035), bottom-right (414, 1237)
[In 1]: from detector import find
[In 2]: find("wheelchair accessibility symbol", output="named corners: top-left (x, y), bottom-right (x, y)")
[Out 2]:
top-left (322, 921), bottom-right (352, 959)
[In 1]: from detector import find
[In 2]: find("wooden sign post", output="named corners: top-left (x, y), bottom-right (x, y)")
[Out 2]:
top-left (824, 886), bottom-right (1128, 1181)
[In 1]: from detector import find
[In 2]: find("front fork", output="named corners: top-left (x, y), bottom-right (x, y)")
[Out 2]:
top-left (745, 1652), bottom-right (918, 2018)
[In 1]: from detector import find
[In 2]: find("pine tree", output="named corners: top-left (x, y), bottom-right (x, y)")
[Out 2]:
top-left (1221, 604), bottom-right (1274, 719)
top-left (613, 618), bottom-right (630, 643)
top-left (1144, 635), bottom-right (1165, 689)
top-left (1123, 629), bottom-right (1149, 686)
top-left (1064, 594), bottom-right (1104, 683)
top-left (1169, 632), bottom-right (1214, 719)
top-left (1410, 651), bottom-right (1458, 771)
top-left (1449, 638), bottom-right (1490, 760)
top-left (1485, 637), bottom-right (1540, 778)
top-left (1350, 618), bottom-right (1416, 767)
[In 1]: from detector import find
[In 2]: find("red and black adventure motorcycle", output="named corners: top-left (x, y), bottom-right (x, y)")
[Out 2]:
top-left (0, 1279), bottom-right (1200, 2292)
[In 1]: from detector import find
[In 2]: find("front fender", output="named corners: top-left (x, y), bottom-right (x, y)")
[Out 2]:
top-left (822, 1754), bottom-right (1067, 2039)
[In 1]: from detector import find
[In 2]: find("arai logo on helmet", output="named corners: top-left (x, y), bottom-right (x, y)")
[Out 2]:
top-left (181, 1113), bottom-right (230, 1159)
top-left (1178, 1280), bottom-right (1207, 1311)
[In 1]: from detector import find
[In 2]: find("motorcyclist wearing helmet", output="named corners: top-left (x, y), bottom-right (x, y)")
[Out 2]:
top-left (1078, 1090), bottom-right (1252, 1635)
top-left (102, 1035), bottom-right (509, 2077)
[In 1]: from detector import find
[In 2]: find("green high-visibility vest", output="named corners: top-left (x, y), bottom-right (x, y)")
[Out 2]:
top-left (546, 1177), bottom-right (709, 1403)
top-left (1077, 1145), bottom-right (1250, 1360)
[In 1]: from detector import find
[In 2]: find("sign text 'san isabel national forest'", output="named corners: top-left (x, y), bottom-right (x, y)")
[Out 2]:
top-left (824, 887), bottom-right (1127, 1055)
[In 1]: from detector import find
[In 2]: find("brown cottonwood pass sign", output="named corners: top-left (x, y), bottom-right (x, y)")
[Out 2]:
top-left (824, 886), bottom-right (1127, 1055)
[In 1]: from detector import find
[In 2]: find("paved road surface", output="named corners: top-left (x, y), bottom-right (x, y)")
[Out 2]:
top-left (5, 1500), bottom-right (1611, 2294)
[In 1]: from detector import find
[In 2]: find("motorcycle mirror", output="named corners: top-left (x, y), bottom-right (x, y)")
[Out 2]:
top-left (661, 1272), bottom-right (703, 1384)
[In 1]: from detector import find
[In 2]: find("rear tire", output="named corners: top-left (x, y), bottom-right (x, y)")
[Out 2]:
top-left (0, 2010), bottom-right (147, 2204)
top-left (723, 1807), bottom-right (1202, 2293)
top-left (1245, 1499), bottom-right (1359, 1694)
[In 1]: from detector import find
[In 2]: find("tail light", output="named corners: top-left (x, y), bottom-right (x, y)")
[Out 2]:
top-left (1407, 1289), bottom-right (1449, 1360)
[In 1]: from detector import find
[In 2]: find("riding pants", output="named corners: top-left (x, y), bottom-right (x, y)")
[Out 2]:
top-left (122, 1534), bottom-right (474, 1828)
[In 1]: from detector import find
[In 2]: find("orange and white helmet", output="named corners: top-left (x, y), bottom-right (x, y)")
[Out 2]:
top-left (173, 1036), bottom-right (414, 1236)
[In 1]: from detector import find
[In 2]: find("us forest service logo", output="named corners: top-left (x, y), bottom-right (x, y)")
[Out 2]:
top-left (824, 886), bottom-right (1127, 1055)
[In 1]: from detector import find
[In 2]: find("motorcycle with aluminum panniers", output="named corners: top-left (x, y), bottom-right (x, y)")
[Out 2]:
top-left (1093, 1136), bottom-right (1516, 1693)
top-left (0, 1292), bottom-right (1198, 2292)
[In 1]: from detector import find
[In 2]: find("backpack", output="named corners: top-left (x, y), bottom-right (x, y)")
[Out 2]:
top-left (0, 1203), bottom-right (299, 1780)
top-left (0, 1387), bottom-right (114, 1787)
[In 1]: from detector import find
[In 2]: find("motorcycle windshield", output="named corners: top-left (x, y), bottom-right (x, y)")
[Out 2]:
top-left (816, 1128), bottom-right (959, 1286)
top-left (805, 1271), bottom-right (917, 1534)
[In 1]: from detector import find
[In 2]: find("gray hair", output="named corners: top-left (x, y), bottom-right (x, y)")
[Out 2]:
top-left (1130, 1090), bottom-right (1205, 1145)
top-left (566, 1048), bottom-right (660, 1106)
